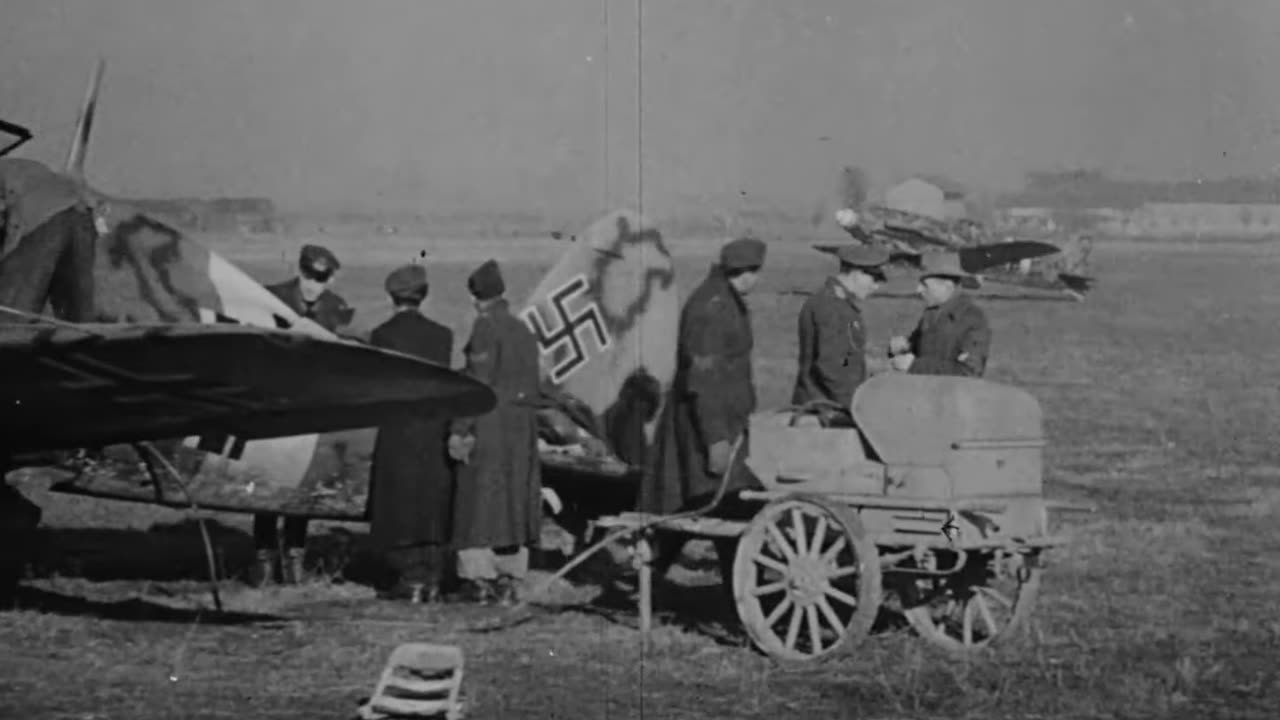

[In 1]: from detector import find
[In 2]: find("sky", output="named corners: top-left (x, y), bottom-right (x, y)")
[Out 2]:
top-left (4, 0), bottom-right (1280, 217)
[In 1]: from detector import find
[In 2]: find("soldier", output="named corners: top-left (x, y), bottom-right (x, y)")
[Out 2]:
top-left (637, 234), bottom-right (767, 581)
top-left (366, 264), bottom-right (454, 604)
top-left (888, 252), bottom-right (992, 377)
top-left (447, 259), bottom-right (543, 606)
top-left (252, 243), bottom-right (355, 586)
top-left (791, 245), bottom-right (889, 415)
top-left (266, 244), bottom-right (355, 335)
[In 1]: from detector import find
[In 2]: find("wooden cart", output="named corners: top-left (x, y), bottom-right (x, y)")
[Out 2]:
top-left (589, 374), bottom-right (1092, 662)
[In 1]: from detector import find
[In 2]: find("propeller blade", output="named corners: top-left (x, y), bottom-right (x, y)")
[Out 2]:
top-left (65, 57), bottom-right (105, 179)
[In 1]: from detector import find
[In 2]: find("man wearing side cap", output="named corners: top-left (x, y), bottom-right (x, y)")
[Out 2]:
top-left (791, 245), bottom-right (889, 416)
top-left (366, 263), bottom-right (454, 604)
top-left (638, 234), bottom-right (767, 583)
top-left (888, 252), bottom-right (992, 377)
top-left (250, 243), bottom-right (356, 586)
top-left (447, 259), bottom-right (543, 605)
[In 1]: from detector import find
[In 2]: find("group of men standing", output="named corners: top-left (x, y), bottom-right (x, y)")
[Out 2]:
top-left (257, 231), bottom-right (992, 603)
top-left (637, 234), bottom-right (992, 579)
top-left (252, 244), bottom-right (542, 606)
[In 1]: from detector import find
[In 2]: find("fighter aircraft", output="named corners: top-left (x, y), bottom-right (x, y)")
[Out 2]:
top-left (812, 170), bottom-right (1096, 301)
top-left (52, 207), bottom-right (676, 542)
top-left (15, 61), bottom-right (673, 544)
top-left (0, 61), bottom-right (500, 514)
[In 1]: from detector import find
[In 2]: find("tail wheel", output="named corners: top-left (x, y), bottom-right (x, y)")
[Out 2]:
top-left (731, 495), bottom-right (881, 663)
top-left (904, 553), bottom-right (1043, 654)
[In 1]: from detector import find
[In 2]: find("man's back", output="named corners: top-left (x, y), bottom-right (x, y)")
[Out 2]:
top-left (371, 311), bottom-right (452, 367)
top-left (489, 308), bottom-right (541, 403)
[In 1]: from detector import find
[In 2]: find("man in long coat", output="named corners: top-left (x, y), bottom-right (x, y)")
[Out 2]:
top-left (447, 259), bottom-right (543, 606)
top-left (366, 264), bottom-right (454, 604)
top-left (253, 243), bottom-right (355, 586)
top-left (791, 245), bottom-right (889, 415)
top-left (637, 234), bottom-right (768, 580)
top-left (889, 252), bottom-right (992, 377)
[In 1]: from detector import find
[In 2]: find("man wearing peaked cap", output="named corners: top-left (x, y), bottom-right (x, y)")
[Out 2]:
top-left (268, 243), bottom-right (355, 335)
top-left (448, 258), bottom-right (543, 605)
top-left (889, 251), bottom-right (992, 377)
top-left (300, 243), bottom-right (340, 277)
top-left (253, 243), bottom-right (355, 587)
top-left (637, 233), bottom-right (768, 587)
top-left (791, 244), bottom-right (889, 415)
top-left (366, 262), bottom-right (454, 604)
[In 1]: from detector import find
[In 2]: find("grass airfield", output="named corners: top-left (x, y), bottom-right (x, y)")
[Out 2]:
top-left (3, 233), bottom-right (1280, 719)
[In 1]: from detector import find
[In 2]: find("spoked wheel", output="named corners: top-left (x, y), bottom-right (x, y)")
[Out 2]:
top-left (732, 495), bottom-right (881, 663)
top-left (903, 552), bottom-right (1043, 654)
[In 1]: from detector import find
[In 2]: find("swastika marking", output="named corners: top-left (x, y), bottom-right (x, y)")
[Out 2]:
top-left (520, 274), bottom-right (611, 384)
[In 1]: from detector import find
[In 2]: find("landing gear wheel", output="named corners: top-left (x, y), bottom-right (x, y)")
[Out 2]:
top-left (732, 495), bottom-right (881, 662)
top-left (904, 553), bottom-right (1043, 654)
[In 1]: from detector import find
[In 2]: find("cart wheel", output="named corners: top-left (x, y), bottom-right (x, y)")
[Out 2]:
top-left (731, 495), bottom-right (881, 663)
top-left (904, 554), bottom-right (1043, 654)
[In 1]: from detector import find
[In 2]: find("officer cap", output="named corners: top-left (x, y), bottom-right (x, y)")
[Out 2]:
top-left (467, 259), bottom-right (505, 301)
top-left (719, 235), bottom-right (767, 271)
top-left (299, 244), bottom-right (340, 281)
top-left (833, 244), bottom-right (890, 269)
top-left (385, 263), bottom-right (428, 302)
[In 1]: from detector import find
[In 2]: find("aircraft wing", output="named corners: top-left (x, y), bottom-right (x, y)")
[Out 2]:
top-left (0, 321), bottom-right (497, 453)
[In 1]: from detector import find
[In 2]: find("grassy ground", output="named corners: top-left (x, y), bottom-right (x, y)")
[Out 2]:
top-left (4, 234), bottom-right (1280, 719)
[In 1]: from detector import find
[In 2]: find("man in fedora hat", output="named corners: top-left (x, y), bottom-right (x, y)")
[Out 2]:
top-left (447, 259), bottom-right (543, 605)
top-left (637, 233), bottom-right (767, 586)
top-left (792, 244), bottom-right (889, 414)
top-left (251, 243), bottom-right (356, 586)
top-left (889, 251), bottom-right (991, 377)
top-left (366, 263), bottom-right (455, 604)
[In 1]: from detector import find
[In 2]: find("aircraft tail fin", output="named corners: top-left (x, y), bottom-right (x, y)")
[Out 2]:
top-left (64, 57), bottom-right (105, 181)
top-left (518, 209), bottom-right (679, 461)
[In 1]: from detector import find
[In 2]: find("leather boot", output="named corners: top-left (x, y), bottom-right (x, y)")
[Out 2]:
top-left (460, 579), bottom-right (496, 605)
top-left (282, 548), bottom-right (307, 585)
top-left (495, 577), bottom-right (519, 607)
top-left (250, 550), bottom-right (278, 587)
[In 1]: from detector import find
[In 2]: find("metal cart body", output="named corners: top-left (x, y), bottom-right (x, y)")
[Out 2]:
top-left (592, 373), bottom-right (1090, 662)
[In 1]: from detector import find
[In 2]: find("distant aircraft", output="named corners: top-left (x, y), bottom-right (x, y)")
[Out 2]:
top-left (813, 171), bottom-right (1096, 301)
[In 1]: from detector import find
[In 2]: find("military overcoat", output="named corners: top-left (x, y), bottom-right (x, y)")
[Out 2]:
top-left (638, 265), bottom-right (759, 515)
top-left (906, 292), bottom-right (991, 377)
top-left (449, 299), bottom-right (544, 549)
top-left (366, 310), bottom-right (455, 550)
top-left (791, 277), bottom-right (869, 409)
